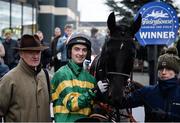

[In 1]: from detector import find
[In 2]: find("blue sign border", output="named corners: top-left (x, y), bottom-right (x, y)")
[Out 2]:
top-left (135, 2), bottom-right (179, 46)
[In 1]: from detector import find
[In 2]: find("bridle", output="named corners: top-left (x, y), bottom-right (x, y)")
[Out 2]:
top-left (95, 35), bottom-right (136, 122)
top-left (103, 35), bottom-right (134, 79)
top-left (108, 72), bottom-right (130, 78)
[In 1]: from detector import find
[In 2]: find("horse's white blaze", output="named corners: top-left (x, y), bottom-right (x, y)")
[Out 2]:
top-left (120, 43), bottom-right (124, 50)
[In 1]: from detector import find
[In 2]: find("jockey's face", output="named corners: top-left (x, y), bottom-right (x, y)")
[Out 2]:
top-left (71, 44), bottom-right (87, 64)
top-left (158, 68), bottom-right (176, 80)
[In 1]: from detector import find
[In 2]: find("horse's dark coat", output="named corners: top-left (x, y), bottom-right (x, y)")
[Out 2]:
top-left (90, 12), bottom-right (142, 107)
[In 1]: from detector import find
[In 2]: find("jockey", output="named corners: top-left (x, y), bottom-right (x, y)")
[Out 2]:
top-left (51, 33), bottom-right (109, 122)
top-left (121, 46), bottom-right (180, 122)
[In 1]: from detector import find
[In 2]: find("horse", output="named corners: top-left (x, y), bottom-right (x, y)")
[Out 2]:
top-left (89, 12), bottom-right (142, 122)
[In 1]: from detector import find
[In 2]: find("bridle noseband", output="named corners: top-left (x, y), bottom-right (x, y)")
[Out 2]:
top-left (105, 36), bottom-right (132, 79)
top-left (107, 72), bottom-right (130, 78)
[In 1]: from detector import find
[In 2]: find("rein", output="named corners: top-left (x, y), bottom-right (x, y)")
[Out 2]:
top-left (107, 72), bottom-right (130, 78)
top-left (109, 37), bottom-right (122, 40)
top-left (107, 70), bottom-right (136, 123)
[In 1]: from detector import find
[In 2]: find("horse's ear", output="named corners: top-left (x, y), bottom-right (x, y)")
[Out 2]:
top-left (132, 14), bottom-right (142, 34)
top-left (107, 12), bottom-right (116, 33)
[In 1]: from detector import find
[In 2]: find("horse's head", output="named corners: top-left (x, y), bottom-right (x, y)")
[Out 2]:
top-left (107, 12), bottom-right (141, 74)
top-left (97, 12), bottom-right (142, 107)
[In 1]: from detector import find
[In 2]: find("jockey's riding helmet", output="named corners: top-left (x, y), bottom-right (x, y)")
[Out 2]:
top-left (67, 33), bottom-right (91, 61)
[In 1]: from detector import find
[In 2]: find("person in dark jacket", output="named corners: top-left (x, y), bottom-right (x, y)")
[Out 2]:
top-left (50, 27), bottom-right (61, 72)
top-left (121, 48), bottom-right (180, 122)
top-left (90, 27), bottom-right (101, 55)
top-left (2, 32), bottom-right (19, 69)
top-left (36, 31), bottom-right (51, 69)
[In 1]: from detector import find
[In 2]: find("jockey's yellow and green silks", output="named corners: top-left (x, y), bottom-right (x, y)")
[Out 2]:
top-left (51, 60), bottom-right (96, 122)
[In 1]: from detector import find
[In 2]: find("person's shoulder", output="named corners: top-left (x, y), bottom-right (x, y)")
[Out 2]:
top-left (83, 69), bottom-right (94, 76)
top-left (11, 39), bottom-right (19, 45)
top-left (54, 65), bottom-right (69, 76)
top-left (43, 42), bottom-right (49, 46)
top-left (51, 65), bottom-right (72, 84)
top-left (0, 67), bottom-right (19, 82)
top-left (52, 36), bottom-right (60, 42)
top-left (55, 35), bottom-right (61, 39)
top-left (81, 69), bottom-right (96, 82)
top-left (59, 35), bottom-right (66, 40)
top-left (57, 37), bottom-right (65, 44)
top-left (10, 38), bottom-right (17, 42)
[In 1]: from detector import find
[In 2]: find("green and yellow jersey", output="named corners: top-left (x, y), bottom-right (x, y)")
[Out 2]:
top-left (51, 60), bottom-right (96, 122)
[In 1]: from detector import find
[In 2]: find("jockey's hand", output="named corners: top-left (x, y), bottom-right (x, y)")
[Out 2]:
top-left (97, 80), bottom-right (109, 93)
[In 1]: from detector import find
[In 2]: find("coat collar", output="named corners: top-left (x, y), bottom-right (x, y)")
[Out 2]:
top-left (18, 59), bottom-right (45, 93)
top-left (158, 77), bottom-right (178, 92)
top-left (67, 60), bottom-right (83, 77)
